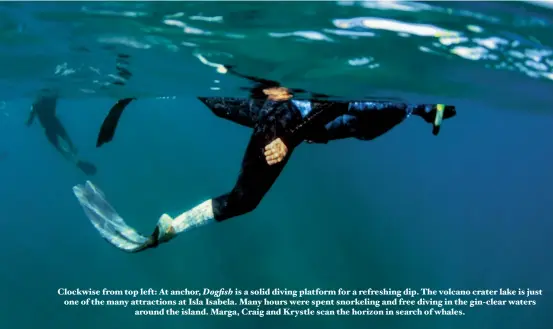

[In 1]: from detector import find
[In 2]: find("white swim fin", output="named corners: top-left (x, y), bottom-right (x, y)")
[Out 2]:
top-left (72, 181), bottom-right (150, 252)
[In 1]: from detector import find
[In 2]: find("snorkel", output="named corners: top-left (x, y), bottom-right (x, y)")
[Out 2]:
top-left (432, 104), bottom-right (445, 136)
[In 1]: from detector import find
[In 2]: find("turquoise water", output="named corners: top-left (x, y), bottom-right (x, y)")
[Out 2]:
top-left (1, 1), bottom-right (552, 328)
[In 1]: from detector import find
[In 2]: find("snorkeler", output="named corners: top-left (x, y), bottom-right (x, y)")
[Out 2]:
top-left (72, 68), bottom-right (456, 253)
top-left (94, 65), bottom-right (403, 148)
top-left (26, 89), bottom-right (97, 176)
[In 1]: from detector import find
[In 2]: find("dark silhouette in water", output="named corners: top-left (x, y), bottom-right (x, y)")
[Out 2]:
top-left (73, 67), bottom-right (456, 252)
top-left (26, 89), bottom-right (97, 176)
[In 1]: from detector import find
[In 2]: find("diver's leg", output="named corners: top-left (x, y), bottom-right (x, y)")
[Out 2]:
top-left (320, 103), bottom-right (455, 142)
top-left (154, 101), bottom-right (300, 244)
top-left (46, 127), bottom-right (97, 175)
top-left (313, 115), bottom-right (359, 142)
top-left (53, 120), bottom-right (78, 154)
top-left (72, 101), bottom-right (301, 253)
top-left (153, 130), bottom-right (293, 245)
top-left (313, 103), bottom-right (411, 142)
top-left (211, 127), bottom-right (293, 221)
top-left (351, 109), bottom-right (409, 141)
top-left (45, 129), bottom-right (70, 159)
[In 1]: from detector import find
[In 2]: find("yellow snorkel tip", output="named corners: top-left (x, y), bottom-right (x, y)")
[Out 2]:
top-left (432, 104), bottom-right (445, 136)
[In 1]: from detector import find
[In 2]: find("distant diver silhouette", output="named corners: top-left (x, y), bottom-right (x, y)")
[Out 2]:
top-left (73, 67), bottom-right (456, 253)
top-left (26, 89), bottom-right (97, 176)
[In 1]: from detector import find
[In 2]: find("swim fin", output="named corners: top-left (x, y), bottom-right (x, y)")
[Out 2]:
top-left (96, 97), bottom-right (136, 148)
top-left (73, 181), bottom-right (150, 252)
top-left (76, 160), bottom-right (97, 176)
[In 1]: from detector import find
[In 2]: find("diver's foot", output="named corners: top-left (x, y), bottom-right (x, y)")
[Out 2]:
top-left (137, 215), bottom-right (176, 251)
top-left (156, 214), bottom-right (176, 243)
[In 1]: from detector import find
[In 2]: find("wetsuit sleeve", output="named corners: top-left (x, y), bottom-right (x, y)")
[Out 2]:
top-left (280, 100), bottom-right (349, 147)
top-left (26, 105), bottom-right (37, 127)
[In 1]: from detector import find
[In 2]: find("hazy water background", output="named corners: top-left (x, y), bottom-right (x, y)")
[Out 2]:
top-left (0, 1), bottom-right (552, 329)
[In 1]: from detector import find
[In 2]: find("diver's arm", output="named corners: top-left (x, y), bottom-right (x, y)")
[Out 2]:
top-left (280, 101), bottom-right (415, 146)
top-left (279, 100), bottom-right (349, 147)
top-left (25, 105), bottom-right (37, 127)
top-left (346, 102), bottom-right (455, 136)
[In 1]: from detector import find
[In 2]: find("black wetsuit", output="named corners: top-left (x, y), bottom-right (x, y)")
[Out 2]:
top-left (209, 100), bottom-right (304, 221)
top-left (199, 97), bottom-right (455, 221)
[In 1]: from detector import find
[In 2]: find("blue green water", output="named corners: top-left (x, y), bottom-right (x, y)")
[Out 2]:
top-left (1, 1), bottom-right (552, 328)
